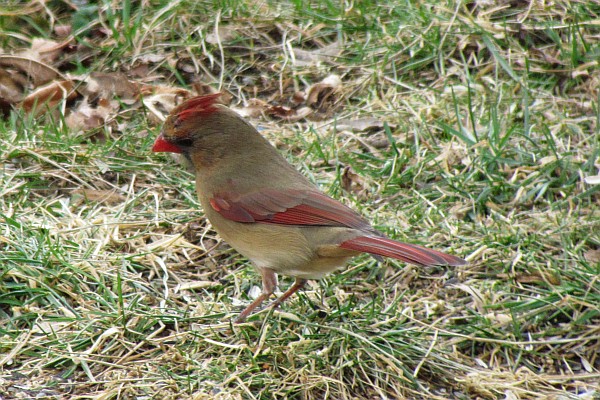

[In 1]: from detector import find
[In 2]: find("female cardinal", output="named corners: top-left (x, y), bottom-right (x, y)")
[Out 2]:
top-left (152, 93), bottom-right (466, 322)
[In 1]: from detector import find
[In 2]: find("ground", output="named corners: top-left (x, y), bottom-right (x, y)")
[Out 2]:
top-left (0, 1), bottom-right (599, 399)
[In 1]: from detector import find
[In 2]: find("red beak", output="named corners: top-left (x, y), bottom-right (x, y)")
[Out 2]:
top-left (152, 135), bottom-right (183, 154)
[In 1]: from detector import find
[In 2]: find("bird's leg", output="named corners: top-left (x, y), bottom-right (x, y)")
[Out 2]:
top-left (268, 278), bottom-right (307, 311)
top-left (235, 267), bottom-right (277, 323)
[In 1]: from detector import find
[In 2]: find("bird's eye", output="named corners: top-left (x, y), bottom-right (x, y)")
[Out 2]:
top-left (174, 138), bottom-right (193, 147)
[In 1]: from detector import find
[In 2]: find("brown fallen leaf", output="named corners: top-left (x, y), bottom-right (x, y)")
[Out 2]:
top-left (292, 41), bottom-right (342, 66)
top-left (341, 166), bottom-right (366, 196)
top-left (291, 91), bottom-right (306, 104)
top-left (139, 84), bottom-right (191, 98)
top-left (54, 25), bottom-right (72, 37)
top-left (128, 62), bottom-right (150, 79)
top-left (365, 135), bottom-right (391, 149)
top-left (584, 249), bottom-right (600, 264)
top-left (78, 72), bottom-right (140, 100)
top-left (206, 25), bottom-right (238, 44)
top-left (267, 104), bottom-right (295, 118)
top-left (140, 85), bottom-right (193, 123)
top-left (233, 98), bottom-right (308, 120)
top-left (0, 55), bottom-right (62, 86)
top-left (232, 98), bottom-right (268, 118)
top-left (65, 96), bottom-right (118, 133)
top-left (136, 53), bottom-right (166, 64)
top-left (336, 117), bottom-right (395, 132)
top-left (306, 74), bottom-right (341, 112)
top-left (0, 68), bottom-right (24, 103)
top-left (191, 82), bottom-right (228, 103)
top-left (21, 80), bottom-right (77, 113)
top-left (27, 38), bottom-right (73, 64)
top-left (284, 106), bottom-right (313, 122)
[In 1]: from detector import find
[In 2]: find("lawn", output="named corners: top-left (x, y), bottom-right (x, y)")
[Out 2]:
top-left (0, 0), bottom-right (599, 399)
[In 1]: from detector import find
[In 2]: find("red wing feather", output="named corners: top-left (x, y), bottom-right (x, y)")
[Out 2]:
top-left (210, 189), bottom-right (372, 230)
top-left (340, 236), bottom-right (466, 266)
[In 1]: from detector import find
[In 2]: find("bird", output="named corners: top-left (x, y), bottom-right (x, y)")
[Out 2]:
top-left (152, 93), bottom-right (466, 322)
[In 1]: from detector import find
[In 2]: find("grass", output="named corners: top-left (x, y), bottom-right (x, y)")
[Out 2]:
top-left (1, 0), bottom-right (599, 398)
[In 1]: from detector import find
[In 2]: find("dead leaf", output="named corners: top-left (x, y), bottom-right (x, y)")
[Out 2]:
top-left (128, 63), bottom-right (149, 79)
top-left (206, 25), bottom-right (237, 44)
top-left (137, 53), bottom-right (166, 64)
top-left (364, 132), bottom-right (392, 149)
top-left (584, 249), bottom-right (600, 263)
top-left (65, 96), bottom-right (117, 132)
top-left (0, 56), bottom-right (62, 86)
top-left (21, 80), bottom-right (77, 113)
top-left (128, 55), bottom-right (165, 79)
top-left (339, 130), bottom-right (382, 157)
top-left (140, 85), bottom-right (193, 123)
top-left (267, 104), bottom-right (295, 118)
top-left (0, 68), bottom-right (24, 103)
top-left (191, 82), bottom-right (225, 101)
top-left (341, 166), bottom-right (366, 196)
top-left (306, 74), bottom-right (341, 111)
top-left (286, 106), bottom-right (313, 121)
top-left (291, 91), bottom-right (306, 104)
top-left (292, 41), bottom-right (342, 66)
top-left (54, 25), bottom-right (72, 37)
top-left (233, 99), bottom-right (305, 120)
top-left (336, 117), bottom-right (391, 132)
top-left (27, 38), bottom-right (73, 64)
top-left (232, 98), bottom-right (268, 118)
top-left (78, 72), bottom-right (140, 100)
top-left (139, 84), bottom-right (191, 98)
top-left (233, 95), bottom-right (316, 121)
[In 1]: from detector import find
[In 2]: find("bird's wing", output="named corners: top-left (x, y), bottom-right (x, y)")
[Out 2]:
top-left (209, 189), bottom-right (373, 230)
top-left (209, 189), bottom-right (467, 267)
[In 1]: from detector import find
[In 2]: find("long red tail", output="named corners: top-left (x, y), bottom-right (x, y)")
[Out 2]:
top-left (340, 236), bottom-right (466, 267)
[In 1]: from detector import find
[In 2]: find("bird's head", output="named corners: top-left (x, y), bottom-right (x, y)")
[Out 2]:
top-left (152, 92), bottom-right (224, 155)
top-left (152, 92), bottom-right (285, 178)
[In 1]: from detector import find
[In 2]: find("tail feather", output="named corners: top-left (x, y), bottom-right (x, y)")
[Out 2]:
top-left (340, 236), bottom-right (466, 267)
